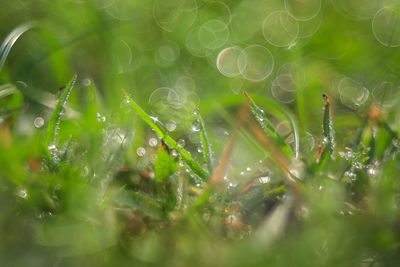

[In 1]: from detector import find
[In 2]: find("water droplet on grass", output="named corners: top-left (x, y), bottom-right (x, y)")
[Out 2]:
top-left (229, 182), bottom-right (238, 188)
top-left (34, 117), bottom-right (44, 128)
top-left (191, 120), bottom-right (200, 132)
top-left (82, 78), bottom-right (92, 86)
top-left (258, 176), bottom-right (271, 184)
top-left (17, 189), bottom-right (28, 199)
top-left (136, 147), bottom-right (146, 157)
top-left (48, 144), bottom-right (56, 151)
top-left (149, 138), bottom-right (158, 147)
top-left (96, 112), bottom-right (106, 122)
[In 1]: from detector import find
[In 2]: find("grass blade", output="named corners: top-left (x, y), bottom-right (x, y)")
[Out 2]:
top-left (46, 73), bottom-right (77, 148)
top-left (244, 90), bottom-right (293, 158)
top-left (322, 94), bottom-right (335, 156)
top-left (122, 90), bottom-right (209, 180)
top-left (196, 113), bottom-right (213, 174)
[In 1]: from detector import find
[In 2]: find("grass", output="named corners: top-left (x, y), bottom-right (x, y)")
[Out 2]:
top-left (1, 1), bottom-right (400, 266)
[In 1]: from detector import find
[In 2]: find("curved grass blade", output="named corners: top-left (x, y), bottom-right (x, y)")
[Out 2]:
top-left (122, 90), bottom-right (208, 180)
top-left (244, 90), bottom-right (293, 158)
top-left (195, 112), bottom-right (213, 174)
top-left (46, 73), bottom-right (77, 148)
top-left (0, 23), bottom-right (34, 71)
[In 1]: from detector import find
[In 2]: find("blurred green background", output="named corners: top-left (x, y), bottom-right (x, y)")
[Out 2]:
top-left (1, 0), bottom-right (400, 266)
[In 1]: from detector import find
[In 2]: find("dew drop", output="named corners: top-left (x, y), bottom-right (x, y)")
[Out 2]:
top-left (191, 120), bottom-right (200, 132)
top-left (322, 137), bottom-right (329, 145)
top-left (150, 115), bottom-right (159, 123)
top-left (34, 117), bottom-right (44, 128)
top-left (258, 176), bottom-right (270, 184)
top-left (354, 162), bottom-right (363, 170)
top-left (17, 189), bottom-right (28, 199)
top-left (96, 112), bottom-right (106, 122)
top-left (82, 78), bottom-right (92, 86)
top-left (148, 138), bottom-right (158, 147)
top-left (246, 167), bottom-right (251, 172)
top-left (136, 147), bottom-right (146, 157)
top-left (193, 108), bottom-right (200, 116)
top-left (171, 150), bottom-right (178, 157)
top-left (47, 144), bottom-right (57, 151)
top-left (229, 182), bottom-right (238, 188)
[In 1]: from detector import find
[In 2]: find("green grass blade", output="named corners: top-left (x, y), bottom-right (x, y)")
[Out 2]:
top-left (196, 113), bottom-right (213, 174)
top-left (244, 91), bottom-right (293, 158)
top-left (46, 73), bottom-right (77, 147)
top-left (322, 94), bottom-right (335, 156)
top-left (123, 90), bottom-right (209, 180)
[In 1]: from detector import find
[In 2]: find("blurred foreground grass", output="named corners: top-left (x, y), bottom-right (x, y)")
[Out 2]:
top-left (1, 0), bottom-right (400, 266)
